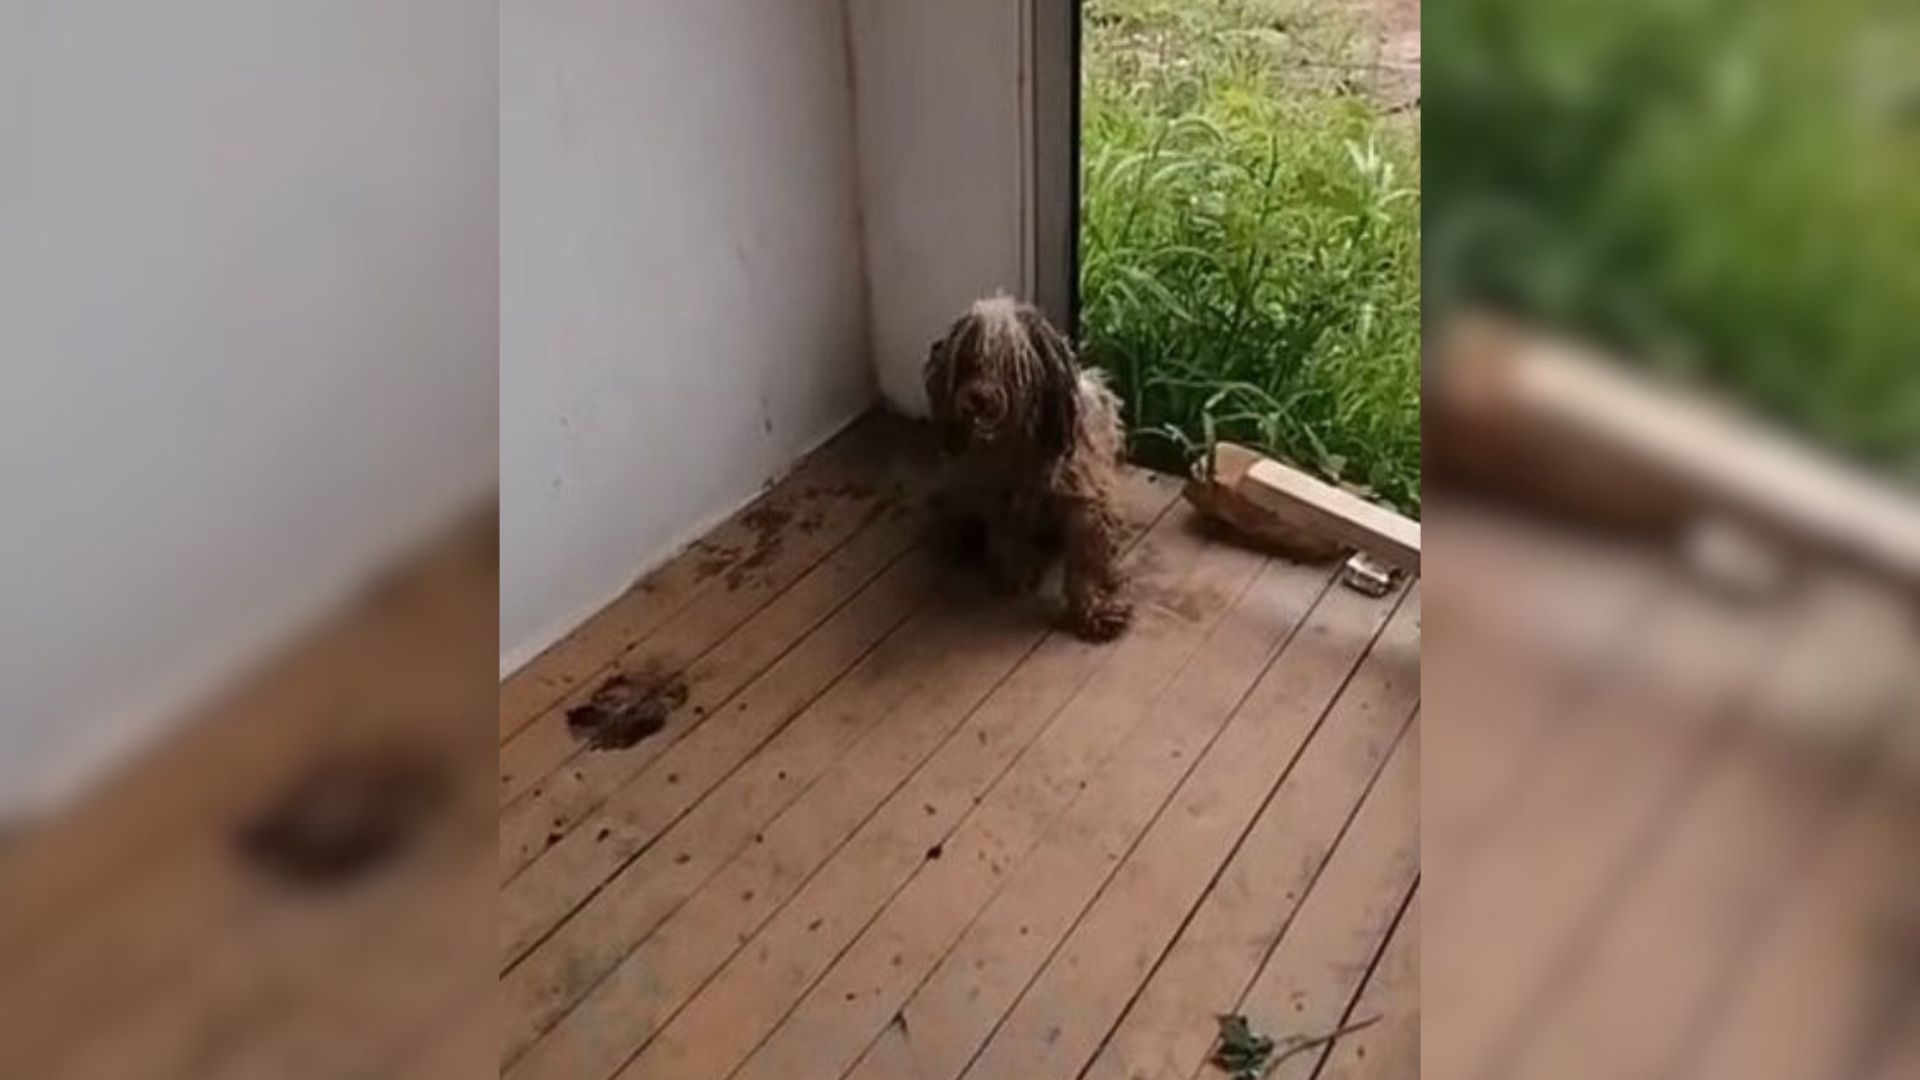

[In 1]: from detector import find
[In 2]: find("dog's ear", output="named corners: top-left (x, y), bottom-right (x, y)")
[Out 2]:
top-left (923, 335), bottom-right (948, 406)
top-left (1022, 309), bottom-right (1080, 460)
top-left (924, 329), bottom-right (967, 453)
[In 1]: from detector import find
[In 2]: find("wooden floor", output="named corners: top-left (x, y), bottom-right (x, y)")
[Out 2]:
top-left (497, 413), bottom-right (1421, 1080)
top-left (0, 505), bottom-right (497, 1080)
top-left (17, 412), bottom-right (1908, 1080)
top-left (1424, 498), bottom-right (1920, 1080)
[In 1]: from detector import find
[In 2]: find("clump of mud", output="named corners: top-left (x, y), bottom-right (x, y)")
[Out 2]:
top-left (690, 539), bottom-right (741, 583)
top-left (235, 741), bottom-right (448, 889)
top-left (727, 504), bottom-right (794, 589)
top-left (566, 669), bottom-right (688, 750)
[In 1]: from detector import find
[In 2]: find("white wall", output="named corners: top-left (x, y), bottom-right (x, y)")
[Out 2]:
top-left (0, 0), bottom-right (498, 816)
top-left (848, 0), bottom-right (1031, 416)
top-left (499, 0), bottom-right (874, 674)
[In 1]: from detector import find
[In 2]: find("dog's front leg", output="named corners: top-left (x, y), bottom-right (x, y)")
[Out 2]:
top-left (984, 519), bottom-right (1048, 595)
top-left (1061, 497), bottom-right (1131, 641)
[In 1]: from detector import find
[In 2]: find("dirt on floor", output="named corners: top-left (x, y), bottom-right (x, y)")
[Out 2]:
top-left (565, 666), bottom-right (688, 751)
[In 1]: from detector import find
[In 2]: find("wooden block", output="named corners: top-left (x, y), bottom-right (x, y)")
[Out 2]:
top-left (1183, 444), bottom-right (1345, 564)
top-left (1432, 314), bottom-right (1920, 595)
top-left (1238, 455), bottom-right (1421, 573)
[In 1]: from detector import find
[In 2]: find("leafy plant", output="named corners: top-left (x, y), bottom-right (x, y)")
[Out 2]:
top-left (1425, 0), bottom-right (1920, 480)
top-left (1081, 0), bottom-right (1422, 515)
top-left (1208, 1012), bottom-right (1382, 1079)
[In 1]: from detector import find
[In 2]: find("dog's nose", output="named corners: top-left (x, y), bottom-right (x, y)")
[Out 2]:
top-left (959, 384), bottom-right (1004, 424)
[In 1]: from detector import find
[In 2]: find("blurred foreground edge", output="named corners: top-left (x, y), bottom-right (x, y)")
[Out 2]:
top-left (0, 503), bottom-right (496, 1080)
top-left (1429, 312), bottom-right (1920, 600)
top-left (1425, 312), bottom-right (1919, 1080)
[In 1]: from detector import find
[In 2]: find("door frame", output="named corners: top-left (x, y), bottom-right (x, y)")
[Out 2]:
top-left (1024, 0), bottom-right (1081, 337)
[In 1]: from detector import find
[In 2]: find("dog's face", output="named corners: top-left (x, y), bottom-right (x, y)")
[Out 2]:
top-left (925, 297), bottom-right (1079, 459)
top-left (937, 333), bottom-right (1016, 447)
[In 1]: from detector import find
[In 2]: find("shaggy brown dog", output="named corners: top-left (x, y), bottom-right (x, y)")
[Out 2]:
top-left (924, 295), bottom-right (1133, 641)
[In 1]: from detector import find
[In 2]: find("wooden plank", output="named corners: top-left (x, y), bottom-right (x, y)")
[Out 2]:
top-left (1422, 506), bottom-right (1658, 872)
top-left (399, 991), bottom-right (496, 1080)
top-left (497, 499), bottom-right (927, 881)
top-left (194, 852), bottom-right (492, 1080)
top-left (626, 514), bottom-right (1307, 1080)
top-left (1317, 889), bottom-right (1420, 1080)
top-left (498, 413), bottom-right (896, 744)
top-left (497, 460), bottom-right (922, 817)
top-left (497, 474), bottom-right (1170, 976)
top-left (498, 544), bottom-right (933, 981)
top-left (1239, 454), bottom-right (1420, 573)
top-left (719, 505), bottom-right (1283, 1080)
top-left (1214, 732), bottom-right (1420, 1080)
top-left (1071, 605), bottom-right (1420, 1080)
top-left (0, 508), bottom-right (494, 962)
top-left (502, 475), bottom-right (1188, 1076)
top-left (497, 537), bottom-right (928, 955)
top-left (1692, 791), bottom-right (1920, 1080)
top-left (520, 599), bottom-right (1047, 1080)
top-left (1494, 584), bottom-right (1912, 1080)
top-left (41, 845), bottom-right (450, 1080)
top-left (0, 513), bottom-right (496, 1075)
top-left (831, 552), bottom-right (1335, 1080)
top-left (1423, 590), bottom-right (1787, 1080)
top-left (1661, 669), bottom-right (1920, 1080)
top-left (498, 572), bottom-right (1016, 1065)
top-left (0, 684), bottom-right (313, 963)
top-left (966, 589), bottom-right (1418, 1080)
top-left (0, 842), bottom-right (247, 1075)
top-left (1436, 316), bottom-right (1920, 593)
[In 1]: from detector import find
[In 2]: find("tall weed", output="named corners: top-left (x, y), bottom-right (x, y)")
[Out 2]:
top-left (1081, 0), bottom-right (1422, 513)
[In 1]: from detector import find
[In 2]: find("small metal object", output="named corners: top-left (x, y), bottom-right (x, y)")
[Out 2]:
top-left (1340, 552), bottom-right (1395, 597)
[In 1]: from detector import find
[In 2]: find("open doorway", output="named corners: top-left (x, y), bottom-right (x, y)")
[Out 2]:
top-left (1041, 0), bottom-right (1421, 515)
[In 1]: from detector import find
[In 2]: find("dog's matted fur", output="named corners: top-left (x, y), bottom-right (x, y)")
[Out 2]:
top-left (924, 294), bottom-right (1133, 641)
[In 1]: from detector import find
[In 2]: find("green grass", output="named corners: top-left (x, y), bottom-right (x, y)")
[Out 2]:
top-left (1426, 0), bottom-right (1920, 480)
top-left (1080, 0), bottom-right (1422, 515)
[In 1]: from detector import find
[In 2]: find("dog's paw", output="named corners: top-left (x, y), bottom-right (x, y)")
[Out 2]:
top-left (1070, 598), bottom-right (1132, 642)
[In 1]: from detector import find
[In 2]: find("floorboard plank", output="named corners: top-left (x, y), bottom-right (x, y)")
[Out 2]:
top-left (0, 517), bottom-right (494, 1077)
top-left (1423, 510), bottom-right (1657, 873)
top-left (498, 475), bottom-right (1176, 995)
top-left (497, 498), bottom-right (927, 881)
top-left (402, 992), bottom-right (496, 1080)
top-left (1424, 589), bottom-right (1784, 1080)
top-left (720, 515), bottom-right (1276, 1080)
top-left (496, 546), bottom-right (937, 1041)
top-left (1495, 584), bottom-right (1913, 1080)
top-left (498, 536), bottom-right (928, 958)
top-left (522, 600), bottom-right (1047, 1080)
top-left (504, 475), bottom-right (1183, 1078)
top-left (0, 518), bottom-right (493, 966)
top-left (1316, 888), bottom-right (1420, 1080)
top-left (499, 414), bottom-right (894, 744)
top-left (496, 458), bottom-right (924, 818)
top-left (1075, 603), bottom-right (1421, 1080)
top-left (629, 516), bottom-right (1293, 1080)
top-left (831, 550), bottom-right (1331, 1080)
top-left (42, 846), bottom-right (462, 1080)
top-left (966, 588), bottom-right (1418, 1080)
top-left (1218, 726), bottom-right (1419, 1080)
top-left (194, 854), bottom-right (492, 1080)
top-left (0, 842), bottom-right (247, 1075)
top-left (1666, 672), bottom-right (1920, 1080)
